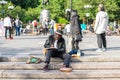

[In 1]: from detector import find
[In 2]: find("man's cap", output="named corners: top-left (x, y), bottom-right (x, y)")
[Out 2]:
top-left (55, 30), bottom-right (63, 35)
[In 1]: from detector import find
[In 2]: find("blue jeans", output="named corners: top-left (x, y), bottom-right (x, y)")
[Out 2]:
top-left (68, 49), bottom-right (84, 56)
top-left (68, 49), bottom-right (78, 55)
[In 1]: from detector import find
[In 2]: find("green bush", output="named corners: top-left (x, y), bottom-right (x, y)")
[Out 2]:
top-left (58, 17), bottom-right (68, 24)
top-left (24, 16), bottom-right (33, 23)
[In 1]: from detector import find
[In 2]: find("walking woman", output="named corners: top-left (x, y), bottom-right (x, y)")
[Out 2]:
top-left (70, 10), bottom-right (82, 50)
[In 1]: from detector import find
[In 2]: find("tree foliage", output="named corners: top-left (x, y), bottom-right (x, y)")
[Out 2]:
top-left (10, 0), bottom-right (40, 9)
top-left (42, 0), bottom-right (66, 20)
top-left (70, 0), bottom-right (120, 20)
top-left (0, 0), bottom-right (120, 23)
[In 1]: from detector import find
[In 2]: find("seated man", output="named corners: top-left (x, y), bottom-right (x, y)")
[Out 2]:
top-left (24, 23), bottom-right (32, 34)
top-left (43, 30), bottom-right (71, 71)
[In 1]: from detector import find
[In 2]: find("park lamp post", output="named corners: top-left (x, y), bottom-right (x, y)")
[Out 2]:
top-left (0, 0), bottom-right (7, 17)
top-left (84, 4), bottom-right (92, 25)
top-left (84, 5), bottom-right (92, 9)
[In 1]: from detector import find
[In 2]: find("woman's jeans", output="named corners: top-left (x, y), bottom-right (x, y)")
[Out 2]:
top-left (96, 32), bottom-right (106, 49)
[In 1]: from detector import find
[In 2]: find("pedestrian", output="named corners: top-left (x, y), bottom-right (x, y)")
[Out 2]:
top-left (49, 19), bottom-right (55, 35)
top-left (11, 18), bottom-right (15, 39)
top-left (0, 18), bottom-right (4, 36)
top-left (114, 24), bottom-right (119, 35)
top-left (81, 23), bottom-right (87, 36)
top-left (42, 19), bottom-right (48, 35)
top-left (4, 15), bottom-right (13, 39)
top-left (65, 22), bottom-right (70, 37)
top-left (32, 19), bottom-right (38, 35)
top-left (94, 4), bottom-right (109, 52)
top-left (25, 23), bottom-right (32, 34)
top-left (70, 10), bottom-right (82, 50)
top-left (43, 30), bottom-right (71, 71)
top-left (58, 24), bottom-right (62, 31)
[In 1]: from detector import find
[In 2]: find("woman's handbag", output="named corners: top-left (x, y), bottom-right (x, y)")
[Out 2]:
top-left (75, 34), bottom-right (82, 41)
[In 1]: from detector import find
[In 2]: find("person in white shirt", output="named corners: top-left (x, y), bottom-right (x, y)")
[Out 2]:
top-left (94, 4), bottom-right (109, 52)
top-left (65, 23), bottom-right (70, 36)
top-left (24, 23), bottom-right (32, 34)
top-left (4, 15), bottom-right (12, 39)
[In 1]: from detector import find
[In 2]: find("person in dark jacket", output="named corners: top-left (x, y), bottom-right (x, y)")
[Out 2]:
top-left (70, 10), bottom-right (82, 50)
top-left (43, 30), bottom-right (71, 71)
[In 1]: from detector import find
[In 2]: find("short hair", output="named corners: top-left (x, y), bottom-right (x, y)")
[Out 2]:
top-left (71, 10), bottom-right (78, 18)
top-left (98, 4), bottom-right (105, 11)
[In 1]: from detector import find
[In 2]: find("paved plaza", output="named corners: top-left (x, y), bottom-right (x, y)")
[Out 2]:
top-left (0, 33), bottom-right (120, 56)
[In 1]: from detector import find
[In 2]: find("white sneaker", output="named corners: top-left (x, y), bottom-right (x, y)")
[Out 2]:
top-left (103, 48), bottom-right (107, 51)
top-left (96, 48), bottom-right (103, 52)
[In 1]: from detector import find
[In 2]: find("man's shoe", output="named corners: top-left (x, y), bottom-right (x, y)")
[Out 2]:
top-left (103, 48), bottom-right (107, 51)
top-left (60, 65), bottom-right (72, 72)
top-left (96, 48), bottom-right (103, 52)
top-left (42, 65), bottom-right (49, 71)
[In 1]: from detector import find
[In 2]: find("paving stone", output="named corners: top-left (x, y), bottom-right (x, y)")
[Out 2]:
top-left (0, 79), bottom-right (120, 80)
top-left (0, 70), bottom-right (5, 78)
top-left (2, 70), bottom-right (120, 79)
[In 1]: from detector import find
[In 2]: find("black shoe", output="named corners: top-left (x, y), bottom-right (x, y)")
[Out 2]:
top-left (81, 52), bottom-right (84, 56)
top-left (43, 65), bottom-right (49, 71)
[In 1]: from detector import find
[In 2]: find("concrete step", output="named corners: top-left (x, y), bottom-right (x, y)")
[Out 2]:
top-left (1, 70), bottom-right (120, 79)
top-left (1, 54), bottom-right (120, 62)
top-left (0, 79), bottom-right (120, 80)
top-left (0, 62), bottom-right (120, 70)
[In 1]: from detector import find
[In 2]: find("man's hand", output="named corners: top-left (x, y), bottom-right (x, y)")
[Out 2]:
top-left (50, 44), bottom-right (54, 48)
